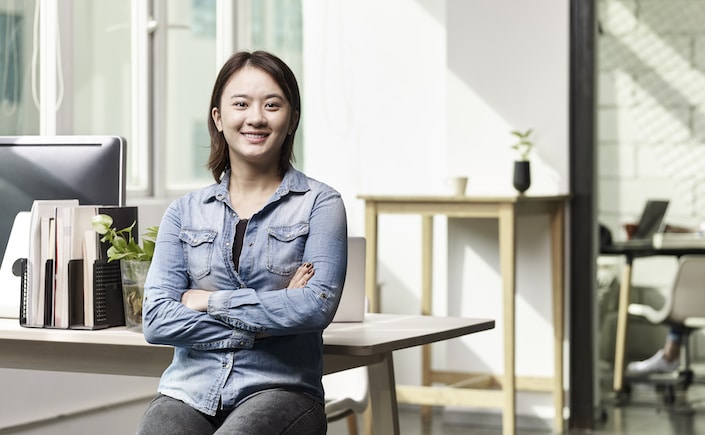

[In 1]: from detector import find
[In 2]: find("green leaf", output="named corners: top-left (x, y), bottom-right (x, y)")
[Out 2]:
top-left (91, 214), bottom-right (113, 235)
top-left (92, 214), bottom-right (159, 263)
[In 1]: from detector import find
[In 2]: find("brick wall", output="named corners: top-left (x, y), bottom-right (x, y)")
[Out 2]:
top-left (598, 0), bottom-right (705, 236)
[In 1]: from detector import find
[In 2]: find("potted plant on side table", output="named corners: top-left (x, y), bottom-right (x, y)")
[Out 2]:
top-left (510, 128), bottom-right (534, 194)
top-left (91, 214), bottom-right (158, 332)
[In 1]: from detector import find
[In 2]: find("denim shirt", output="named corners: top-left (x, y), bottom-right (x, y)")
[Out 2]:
top-left (142, 168), bottom-right (348, 416)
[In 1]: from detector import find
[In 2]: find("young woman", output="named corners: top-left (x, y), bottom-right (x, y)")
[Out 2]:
top-left (137, 51), bottom-right (347, 434)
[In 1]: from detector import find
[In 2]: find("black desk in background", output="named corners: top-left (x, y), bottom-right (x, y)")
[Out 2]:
top-left (600, 242), bottom-right (705, 393)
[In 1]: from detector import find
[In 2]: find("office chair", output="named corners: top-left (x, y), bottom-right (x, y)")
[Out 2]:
top-left (625, 255), bottom-right (705, 410)
top-left (323, 366), bottom-right (369, 435)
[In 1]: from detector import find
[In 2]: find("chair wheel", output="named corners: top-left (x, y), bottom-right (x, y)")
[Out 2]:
top-left (662, 386), bottom-right (676, 404)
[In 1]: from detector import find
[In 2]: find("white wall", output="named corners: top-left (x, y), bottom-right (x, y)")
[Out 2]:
top-left (303, 0), bottom-right (569, 422)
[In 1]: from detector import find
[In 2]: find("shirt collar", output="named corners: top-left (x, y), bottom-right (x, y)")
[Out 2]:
top-left (207, 167), bottom-right (310, 205)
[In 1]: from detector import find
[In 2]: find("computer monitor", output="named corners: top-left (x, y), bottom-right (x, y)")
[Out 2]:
top-left (0, 135), bottom-right (127, 267)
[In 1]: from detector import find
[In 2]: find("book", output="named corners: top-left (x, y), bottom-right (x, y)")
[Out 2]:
top-left (53, 204), bottom-right (75, 328)
top-left (27, 199), bottom-right (78, 327)
top-left (39, 217), bottom-right (53, 325)
top-left (69, 206), bottom-right (101, 260)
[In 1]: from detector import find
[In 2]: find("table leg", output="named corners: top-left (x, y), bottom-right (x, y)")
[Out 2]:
top-left (613, 260), bottom-right (633, 392)
top-left (498, 204), bottom-right (516, 435)
top-left (366, 352), bottom-right (400, 435)
top-left (365, 202), bottom-right (379, 313)
top-left (421, 216), bottom-right (433, 423)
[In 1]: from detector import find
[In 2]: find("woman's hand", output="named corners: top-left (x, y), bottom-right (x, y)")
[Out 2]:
top-left (181, 289), bottom-right (212, 312)
top-left (287, 262), bottom-right (314, 289)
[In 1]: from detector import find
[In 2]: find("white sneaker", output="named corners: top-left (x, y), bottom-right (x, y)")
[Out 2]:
top-left (626, 349), bottom-right (680, 374)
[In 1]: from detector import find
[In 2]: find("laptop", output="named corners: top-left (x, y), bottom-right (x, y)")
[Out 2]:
top-left (332, 237), bottom-right (366, 322)
top-left (618, 200), bottom-right (669, 246)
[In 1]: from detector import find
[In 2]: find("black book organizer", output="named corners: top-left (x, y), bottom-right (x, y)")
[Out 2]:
top-left (15, 258), bottom-right (126, 330)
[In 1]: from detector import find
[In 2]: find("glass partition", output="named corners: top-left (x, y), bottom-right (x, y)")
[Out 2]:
top-left (0, 0), bottom-right (39, 135)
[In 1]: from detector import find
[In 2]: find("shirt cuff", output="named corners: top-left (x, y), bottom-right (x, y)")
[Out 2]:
top-left (207, 288), bottom-right (263, 333)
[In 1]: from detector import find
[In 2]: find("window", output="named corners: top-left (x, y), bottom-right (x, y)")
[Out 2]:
top-left (0, 0), bottom-right (38, 134)
top-left (0, 0), bottom-right (302, 199)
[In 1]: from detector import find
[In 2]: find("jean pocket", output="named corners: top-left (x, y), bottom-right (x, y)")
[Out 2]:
top-left (266, 223), bottom-right (309, 276)
top-left (180, 228), bottom-right (217, 279)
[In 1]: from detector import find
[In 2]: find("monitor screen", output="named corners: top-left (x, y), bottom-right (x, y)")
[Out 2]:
top-left (0, 135), bottom-right (127, 267)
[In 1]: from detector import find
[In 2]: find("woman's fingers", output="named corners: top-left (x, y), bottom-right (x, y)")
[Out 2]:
top-left (287, 262), bottom-right (314, 289)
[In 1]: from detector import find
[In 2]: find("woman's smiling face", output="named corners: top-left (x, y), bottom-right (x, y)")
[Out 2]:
top-left (211, 66), bottom-right (298, 170)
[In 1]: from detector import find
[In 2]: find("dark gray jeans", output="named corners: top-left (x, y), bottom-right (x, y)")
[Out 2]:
top-left (136, 390), bottom-right (327, 435)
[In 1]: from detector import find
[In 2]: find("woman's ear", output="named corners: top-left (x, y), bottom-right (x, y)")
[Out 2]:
top-left (212, 107), bottom-right (223, 132)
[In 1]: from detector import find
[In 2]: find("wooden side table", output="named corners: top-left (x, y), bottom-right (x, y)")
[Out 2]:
top-left (359, 194), bottom-right (568, 435)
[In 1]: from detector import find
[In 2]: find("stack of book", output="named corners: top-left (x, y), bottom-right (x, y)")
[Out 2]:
top-left (20, 200), bottom-right (138, 329)
top-left (653, 232), bottom-right (705, 249)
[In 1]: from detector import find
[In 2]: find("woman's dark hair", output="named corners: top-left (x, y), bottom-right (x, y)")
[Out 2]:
top-left (207, 50), bottom-right (301, 182)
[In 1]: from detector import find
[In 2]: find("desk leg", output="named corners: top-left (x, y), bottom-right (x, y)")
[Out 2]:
top-left (365, 202), bottom-right (380, 313)
top-left (498, 204), bottom-right (516, 435)
top-left (421, 216), bottom-right (433, 423)
top-left (613, 260), bottom-right (633, 392)
top-left (366, 352), bottom-right (400, 435)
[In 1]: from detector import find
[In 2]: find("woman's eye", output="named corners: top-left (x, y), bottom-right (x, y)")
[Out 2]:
top-left (233, 101), bottom-right (247, 108)
top-left (265, 102), bottom-right (281, 110)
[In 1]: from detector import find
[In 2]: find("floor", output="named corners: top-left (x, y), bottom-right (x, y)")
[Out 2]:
top-left (327, 369), bottom-right (705, 434)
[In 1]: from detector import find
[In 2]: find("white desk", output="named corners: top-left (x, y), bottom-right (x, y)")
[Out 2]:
top-left (0, 314), bottom-right (494, 435)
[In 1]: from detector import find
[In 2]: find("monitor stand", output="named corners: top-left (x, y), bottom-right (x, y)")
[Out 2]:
top-left (0, 212), bottom-right (30, 319)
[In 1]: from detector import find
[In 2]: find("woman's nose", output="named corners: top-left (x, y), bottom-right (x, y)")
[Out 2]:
top-left (247, 108), bottom-right (267, 126)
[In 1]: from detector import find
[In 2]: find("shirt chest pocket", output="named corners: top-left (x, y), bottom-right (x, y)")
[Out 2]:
top-left (266, 223), bottom-right (309, 276)
top-left (180, 229), bottom-right (218, 280)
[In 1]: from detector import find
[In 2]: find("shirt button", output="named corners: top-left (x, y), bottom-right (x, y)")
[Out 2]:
top-left (239, 341), bottom-right (245, 346)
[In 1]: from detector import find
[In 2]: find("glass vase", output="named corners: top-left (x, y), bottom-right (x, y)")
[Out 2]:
top-left (119, 260), bottom-right (151, 332)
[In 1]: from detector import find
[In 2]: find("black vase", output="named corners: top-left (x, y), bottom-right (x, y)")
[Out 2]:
top-left (513, 161), bottom-right (531, 194)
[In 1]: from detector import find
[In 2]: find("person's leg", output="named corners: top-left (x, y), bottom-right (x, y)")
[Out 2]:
top-left (626, 326), bottom-right (683, 374)
top-left (136, 394), bottom-right (218, 435)
top-left (216, 389), bottom-right (327, 435)
top-left (663, 326), bottom-right (683, 362)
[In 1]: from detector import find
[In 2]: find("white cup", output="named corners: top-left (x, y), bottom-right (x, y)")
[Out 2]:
top-left (446, 176), bottom-right (468, 196)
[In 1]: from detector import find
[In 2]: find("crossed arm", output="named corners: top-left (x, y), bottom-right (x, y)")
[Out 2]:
top-left (181, 262), bottom-right (315, 312)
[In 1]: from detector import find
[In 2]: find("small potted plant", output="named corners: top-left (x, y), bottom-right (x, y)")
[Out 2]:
top-left (510, 129), bottom-right (534, 194)
top-left (91, 214), bottom-right (158, 332)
